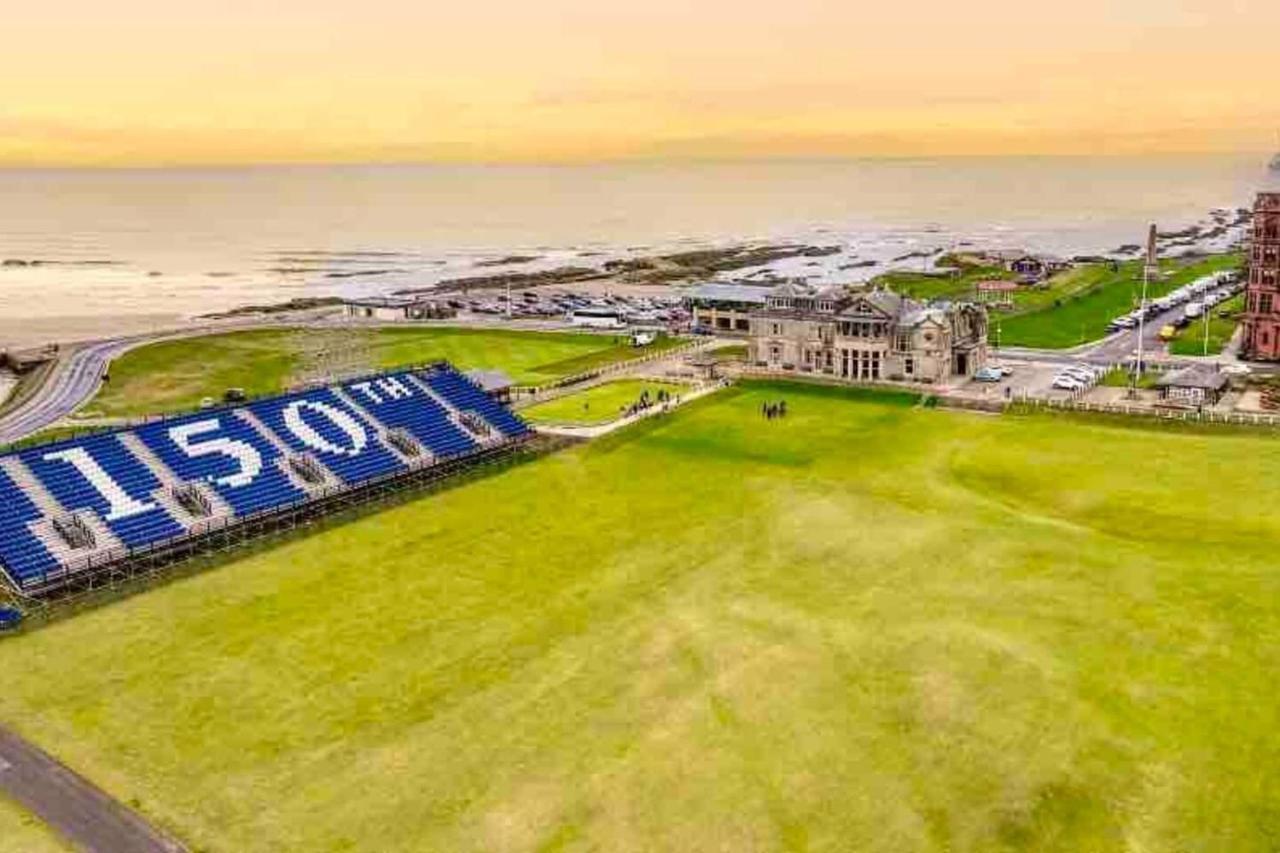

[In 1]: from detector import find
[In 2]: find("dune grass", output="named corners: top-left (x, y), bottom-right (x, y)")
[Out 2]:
top-left (0, 795), bottom-right (68, 853)
top-left (521, 380), bottom-right (685, 426)
top-left (0, 383), bottom-right (1277, 851)
top-left (87, 327), bottom-right (664, 418)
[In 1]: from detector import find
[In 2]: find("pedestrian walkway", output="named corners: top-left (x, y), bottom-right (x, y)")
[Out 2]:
top-left (535, 381), bottom-right (729, 438)
top-left (0, 724), bottom-right (186, 852)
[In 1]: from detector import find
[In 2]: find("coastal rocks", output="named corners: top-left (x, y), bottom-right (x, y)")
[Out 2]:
top-left (891, 248), bottom-right (943, 262)
top-left (474, 255), bottom-right (542, 268)
top-left (399, 266), bottom-right (606, 296)
top-left (1157, 225), bottom-right (1202, 240)
top-left (2, 259), bottom-right (123, 267)
top-left (200, 296), bottom-right (346, 319)
top-left (603, 244), bottom-right (842, 284)
top-left (324, 269), bottom-right (396, 279)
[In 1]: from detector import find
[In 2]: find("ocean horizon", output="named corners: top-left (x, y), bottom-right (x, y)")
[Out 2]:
top-left (1, 153), bottom-right (1275, 334)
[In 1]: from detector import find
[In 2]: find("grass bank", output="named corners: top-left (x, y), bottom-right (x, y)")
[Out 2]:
top-left (87, 327), bottom-right (676, 418)
top-left (0, 383), bottom-right (1276, 850)
top-left (1168, 294), bottom-right (1244, 356)
top-left (998, 254), bottom-right (1242, 349)
top-left (872, 252), bottom-right (1016, 302)
top-left (1099, 366), bottom-right (1158, 389)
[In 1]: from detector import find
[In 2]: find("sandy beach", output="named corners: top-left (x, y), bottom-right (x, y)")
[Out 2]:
top-left (0, 314), bottom-right (185, 351)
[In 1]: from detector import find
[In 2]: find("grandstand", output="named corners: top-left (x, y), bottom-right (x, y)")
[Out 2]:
top-left (0, 363), bottom-right (533, 599)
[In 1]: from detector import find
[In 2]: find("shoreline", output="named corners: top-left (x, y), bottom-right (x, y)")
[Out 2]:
top-left (0, 205), bottom-right (1251, 351)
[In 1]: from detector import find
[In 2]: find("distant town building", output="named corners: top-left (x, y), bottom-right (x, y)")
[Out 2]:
top-left (746, 282), bottom-right (988, 383)
top-left (684, 283), bottom-right (772, 335)
top-left (1242, 192), bottom-right (1280, 361)
top-left (343, 297), bottom-right (455, 321)
top-left (974, 279), bottom-right (1021, 307)
top-left (975, 250), bottom-right (1071, 284)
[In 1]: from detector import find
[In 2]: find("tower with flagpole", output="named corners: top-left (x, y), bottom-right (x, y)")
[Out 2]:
top-left (1130, 223), bottom-right (1158, 396)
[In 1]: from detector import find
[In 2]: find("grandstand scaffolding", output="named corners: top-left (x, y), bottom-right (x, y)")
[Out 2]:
top-left (287, 329), bottom-right (378, 390)
top-left (0, 363), bottom-right (537, 616)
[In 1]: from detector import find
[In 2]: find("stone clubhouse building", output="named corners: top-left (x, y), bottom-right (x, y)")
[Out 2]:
top-left (738, 281), bottom-right (989, 383)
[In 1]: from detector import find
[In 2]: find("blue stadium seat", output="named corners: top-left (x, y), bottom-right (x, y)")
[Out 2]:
top-left (0, 362), bottom-right (530, 595)
top-left (421, 367), bottom-right (532, 438)
top-left (342, 372), bottom-right (477, 458)
top-left (21, 433), bottom-right (184, 549)
top-left (0, 467), bottom-right (59, 589)
top-left (135, 411), bottom-right (307, 518)
top-left (250, 388), bottom-right (406, 485)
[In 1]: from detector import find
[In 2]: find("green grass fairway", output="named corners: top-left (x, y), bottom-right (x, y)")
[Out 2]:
top-left (0, 796), bottom-right (67, 852)
top-left (1, 383), bottom-right (1278, 851)
top-left (999, 254), bottom-right (1241, 349)
top-left (522, 380), bottom-right (685, 425)
top-left (89, 328), bottom-right (675, 418)
top-left (1099, 367), bottom-right (1158, 389)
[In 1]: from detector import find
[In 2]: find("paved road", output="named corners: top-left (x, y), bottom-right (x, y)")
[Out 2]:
top-left (0, 725), bottom-right (185, 852)
top-left (1000, 302), bottom-right (1206, 369)
top-left (1086, 304), bottom-right (1192, 364)
top-left (0, 339), bottom-right (133, 446)
top-left (0, 316), bottom-right (343, 446)
top-left (0, 314), bottom-right (685, 447)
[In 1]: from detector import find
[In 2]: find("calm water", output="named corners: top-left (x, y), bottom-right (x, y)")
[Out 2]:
top-left (0, 155), bottom-right (1273, 325)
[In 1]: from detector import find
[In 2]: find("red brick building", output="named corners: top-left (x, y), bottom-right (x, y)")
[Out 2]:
top-left (1242, 192), bottom-right (1280, 361)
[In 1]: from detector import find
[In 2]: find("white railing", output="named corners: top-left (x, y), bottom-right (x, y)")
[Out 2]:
top-left (512, 338), bottom-right (709, 409)
top-left (1012, 394), bottom-right (1280, 427)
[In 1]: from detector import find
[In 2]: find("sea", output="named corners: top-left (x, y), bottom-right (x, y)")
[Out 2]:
top-left (0, 154), bottom-right (1275, 334)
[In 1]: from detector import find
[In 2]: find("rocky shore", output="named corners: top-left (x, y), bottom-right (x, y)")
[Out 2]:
top-left (389, 243), bottom-right (844, 296)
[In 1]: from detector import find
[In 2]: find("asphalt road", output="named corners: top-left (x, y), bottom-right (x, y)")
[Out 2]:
top-left (0, 338), bottom-right (132, 446)
top-left (0, 724), bottom-right (184, 852)
top-left (0, 315), bottom-right (588, 447)
top-left (1087, 304), bottom-right (1192, 364)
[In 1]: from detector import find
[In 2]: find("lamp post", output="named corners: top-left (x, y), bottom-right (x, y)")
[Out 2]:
top-left (1132, 224), bottom-right (1158, 398)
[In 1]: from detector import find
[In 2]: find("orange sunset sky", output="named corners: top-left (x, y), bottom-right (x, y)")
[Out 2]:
top-left (4, 0), bottom-right (1279, 166)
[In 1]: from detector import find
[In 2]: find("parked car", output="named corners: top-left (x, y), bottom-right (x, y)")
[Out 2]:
top-left (973, 367), bottom-right (1004, 383)
top-left (1052, 376), bottom-right (1086, 391)
top-left (1059, 367), bottom-right (1097, 383)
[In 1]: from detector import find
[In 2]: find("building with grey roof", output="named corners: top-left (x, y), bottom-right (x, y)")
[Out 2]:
top-left (1155, 364), bottom-right (1230, 407)
top-left (684, 282), bottom-right (774, 335)
top-left (746, 282), bottom-right (988, 383)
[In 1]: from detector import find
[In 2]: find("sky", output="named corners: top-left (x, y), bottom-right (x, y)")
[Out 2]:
top-left (4, 0), bottom-right (1279, 166)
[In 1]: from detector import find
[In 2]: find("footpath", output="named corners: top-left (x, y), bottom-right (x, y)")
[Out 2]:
top-left (0, 724), bottom-right (185, 852)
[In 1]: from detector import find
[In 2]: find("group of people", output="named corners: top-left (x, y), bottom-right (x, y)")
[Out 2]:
top-left (620, 386), bottom-right (679, 419)
top-left (761, 400), bottom-right (788, 420)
